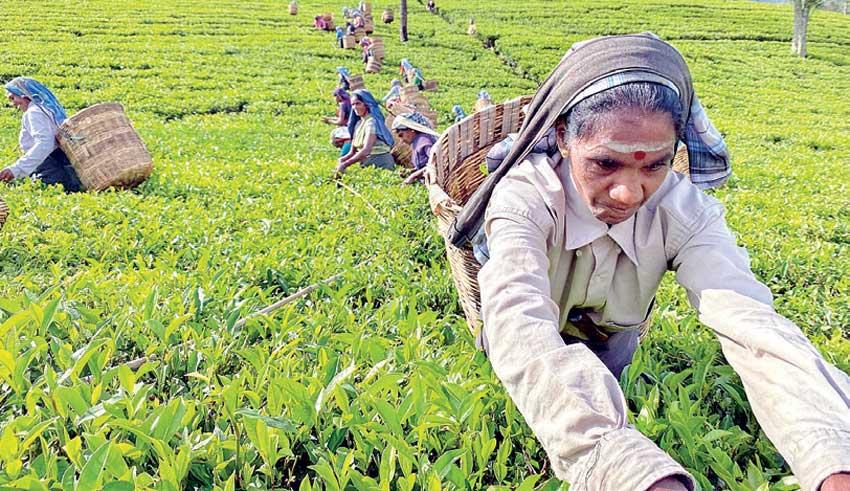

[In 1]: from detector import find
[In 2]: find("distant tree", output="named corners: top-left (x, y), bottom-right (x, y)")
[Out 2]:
top-left (791, 0), bottom-right (826, 57)
top-left (400, 0), bottom-right (408, 42)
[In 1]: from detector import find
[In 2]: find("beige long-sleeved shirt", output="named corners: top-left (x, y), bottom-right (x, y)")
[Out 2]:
top-left (478, 153), bottom-right (850, 491)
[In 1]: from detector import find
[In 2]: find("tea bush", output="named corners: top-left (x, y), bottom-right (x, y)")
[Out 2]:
top-left (0, 1), bottom-right (847, 489)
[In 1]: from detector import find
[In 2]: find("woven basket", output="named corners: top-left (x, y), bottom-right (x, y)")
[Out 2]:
top-left (382, 8), bottom-right (394, 23)
top-left (365, 57), bottom-right (382, 73)
top-left (58, 103), bottom-right (153, 191)
top-left (425, 95), bottom-right (532, 332)
top-left (672, 145), bottom-right (689, 175)
top-left (370, 38), bottom-right (384, 60)
top-left (423, 80), bottom-right (438, 91)
top-left (354, 27), bottom-right (366, 42)
top-left (343, 34), bottom-right (356, 49)
top-left (321, 12), bottom-right (333, 21)
top-left (0, 197), bottom-right (8, 231)
top-left (391, 142), bottom-right (414, 169)
top-left (289, 2), bottom-right (297, 15)
top-left (348, 74), bottom-right (365, 91)
top-left (422, 109), bottom-right (439, 127)
top-left (364, 18), bottom-right (374, 34)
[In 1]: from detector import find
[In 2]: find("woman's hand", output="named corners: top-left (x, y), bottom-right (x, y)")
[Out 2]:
top-left (822, 473), bottom-right (850, 491)
top-left (335, 158), bottom-right (351, 178)
top-left (403, 168), bottom-right (426, 185)
top-left (0, 168), bottom-right (14, 182)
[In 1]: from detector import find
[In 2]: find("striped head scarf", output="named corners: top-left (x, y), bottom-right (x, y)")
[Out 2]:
top-left (5, 77), bottom-right (68, 127)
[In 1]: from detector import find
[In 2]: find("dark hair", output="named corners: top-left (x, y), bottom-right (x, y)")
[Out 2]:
top-left (563, 82), bottom-right (684, 142)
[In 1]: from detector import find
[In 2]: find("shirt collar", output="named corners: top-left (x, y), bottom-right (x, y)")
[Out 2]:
top-left (556, 156), bottom-right (640, 266)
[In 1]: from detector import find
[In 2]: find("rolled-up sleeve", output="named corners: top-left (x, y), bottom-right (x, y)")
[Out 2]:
top-left (479, 175), bottom-right (695, 490)
top-left (674, 214), bottom-right (850, 491)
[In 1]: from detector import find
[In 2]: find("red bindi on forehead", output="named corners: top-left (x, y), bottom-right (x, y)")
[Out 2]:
top-left (633, 151), bottom-right (646, 160)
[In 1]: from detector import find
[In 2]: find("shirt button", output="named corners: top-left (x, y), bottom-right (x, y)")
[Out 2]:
top-left (576, 250), bottom-right (582, 257)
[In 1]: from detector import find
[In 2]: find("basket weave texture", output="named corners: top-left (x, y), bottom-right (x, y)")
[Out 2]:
top-left (58, 103), bottom-right (153, 191)
top-left (370, 38), bottom-right (385, 60)
top-left (425, 95), bottom-right (532, 331)
top-left (672, 145), bottom-right (689, 175)
top-left (348, 75), bottom-right (365, 91)
top-left (343, 35), bottom-right (356, 49)
top-left (289, 3), bottom-right (297, 15)
top-left (366, 57), bottom-right (382, 73)
top-left (0, 197), bottom-right (8, 231)
top-left (382, 9), bottom-right (394, 22)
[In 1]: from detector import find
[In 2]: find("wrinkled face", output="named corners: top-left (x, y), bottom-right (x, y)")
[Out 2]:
top-left (558, 109), bottom-right (676, 225)
top-left (6, 92), bottom-right (29, 112)
top-left (352, 97), bottom-right (368, 117)
top-left (395, 128), bottom-right (415, 144)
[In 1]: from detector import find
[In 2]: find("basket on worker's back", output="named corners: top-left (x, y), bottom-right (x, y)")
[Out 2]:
top-left (382, 8), bottom-right (394, 23)
top-left (425, 95), bottom-right (532, 332)
top-left (58, 103), bottom-right (153, 191)
top-left (365, 56), bottom-right (382, 73)
top-left (426, 94), bottom-right (691, 337)
top-left (347, 74), bottom-right (366, 91)
top-left (0, 197), bottom-right (8, 231)
top-left (672, 145), bottom-right (689, 175)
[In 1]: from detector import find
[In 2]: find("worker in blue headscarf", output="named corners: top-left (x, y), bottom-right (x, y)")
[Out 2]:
top-left (336, 89), bottom-right (396, 175)
top-left (1, 77), bottom-right (81, 192)
top-left (336, 66), bottom-right (352, 91)
top-left (382, 79), bottom-right (402, 107)
top-left (452, 104), bottom-right (467, 122)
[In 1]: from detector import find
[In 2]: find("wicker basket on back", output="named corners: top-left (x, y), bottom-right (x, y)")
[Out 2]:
top-left (427, 95), bottom-right (692, 338)
top-left (289, 2), bottom-right (297, 15)
top-left (58, 103), bottom-right (153, 191)
top-left (425, 95), bottom-right (532, 332)
top-left (382, 8), bottom-right (394, 23)
top-left (365, 56), bottom-right (382, 73)
top-left (348, 74), bottom-right (366, 91)
top-left (672, 145), bottom-right (689, 175)
top-left (369, 38), bottom-right (385, 60)
top-left (0, 197), bottom-right (8, 231)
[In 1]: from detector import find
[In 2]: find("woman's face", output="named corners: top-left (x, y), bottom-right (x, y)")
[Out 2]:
top-left (396, 128), bottom-right (415, 144)
top-left (559, 109), bottom-right (675, 225)
top-left (6, 92), bottom-right (29, 112)
top-left (352, 97), bottom-right (368, 117)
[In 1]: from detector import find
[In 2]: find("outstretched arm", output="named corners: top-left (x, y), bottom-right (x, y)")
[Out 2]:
top-left (480, 174), bottom-right (695, 491)
top-left (674, 213), bottom-right (850, 491)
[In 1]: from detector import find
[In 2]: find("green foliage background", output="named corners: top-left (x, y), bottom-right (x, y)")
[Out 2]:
top-left (0, 0), bottom-right (847, 489)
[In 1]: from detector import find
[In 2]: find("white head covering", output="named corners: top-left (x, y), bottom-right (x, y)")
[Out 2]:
top-left (390, 112), bottom-right (439, 137)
